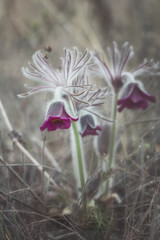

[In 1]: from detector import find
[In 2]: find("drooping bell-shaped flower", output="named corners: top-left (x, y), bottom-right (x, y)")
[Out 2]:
top-left (117, 82), bottom-right (156, 112)
top-left (94, 42), bottom-right (158, 93)
top-left (40, 101), bottom-right (78, 131)
top-left (79, 114), bottom-right (102, 137)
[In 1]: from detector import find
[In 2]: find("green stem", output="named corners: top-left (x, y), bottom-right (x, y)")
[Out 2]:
top-left (106, 93), bottom-right (118, 191)
top-left (71, 121), bottom-right (87, 217)
top-left (67, 97), bottom-right (87, 216)
top-left (67, 98), bottom-right (86, 190)
top-left (71, 121), bottom-right (86, 189)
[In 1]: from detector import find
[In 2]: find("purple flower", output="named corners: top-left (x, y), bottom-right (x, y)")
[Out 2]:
top-left (95, 42), bottom-right (158, 93)
top-left (40, 101), bottom-right (78, 131)
top-left (19, 48), bottom-right (109, 133)
top-left (117, 82), bottom-right (156, 112)
top-left (79, 114), bottom-right (102, 137)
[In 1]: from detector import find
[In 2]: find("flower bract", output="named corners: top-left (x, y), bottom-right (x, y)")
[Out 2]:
top-left (19, 48), bottom-right (93, 98)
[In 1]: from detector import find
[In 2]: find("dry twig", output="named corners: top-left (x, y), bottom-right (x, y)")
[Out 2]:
top-left (0, 99), bottom-right (59, 189)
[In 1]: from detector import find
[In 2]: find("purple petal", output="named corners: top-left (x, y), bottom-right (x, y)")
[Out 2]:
top-left (40, 116), bottom-right (71, 132)
top-left (47, 102), bottom-right (64, 117)
top-left (80, 125), bottom-right (102, 137)
top-left (118, 83), bottom-right (156, 112)
top-left (140, 91), bottom-right (156, 103)
top-left (80, 115), bottom-right (94, 133)
top-left (80, 114), bottom-right (102, 137)
top-left (47, 101), bottom-right (79, 121)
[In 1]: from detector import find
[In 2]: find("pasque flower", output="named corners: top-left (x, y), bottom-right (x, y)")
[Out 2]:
top-left (117, 82), bottom-right (156, 112)
top-left (19, 47), bottom-right (108, 132)
top-left (94, 42), bottom-right (134, 92)
top-left (94, 42), bottom-right (158, 93)
top-left (19, 47), bottom-right (110, 202)
top-left (79, 114), bottom-right (102, 137)
top-left (40, 101), bottom-right (78, 131)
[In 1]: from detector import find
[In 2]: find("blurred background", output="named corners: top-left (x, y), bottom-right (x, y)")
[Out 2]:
top-left (0, 0), bottom-right (160, 147)
top-left (0, 1), bottom-right (160, 238)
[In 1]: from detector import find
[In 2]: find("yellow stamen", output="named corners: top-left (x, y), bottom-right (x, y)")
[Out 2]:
top-left (50, 118), bottom-right (62, 123)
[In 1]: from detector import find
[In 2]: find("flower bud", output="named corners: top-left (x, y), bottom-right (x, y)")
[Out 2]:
top-left (95, 123), bottom-right (111, 157)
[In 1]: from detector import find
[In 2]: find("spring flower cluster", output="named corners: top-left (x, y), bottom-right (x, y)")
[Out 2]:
top-left (19, 43), bottom-right (158, 159)
top-left (19, 48), bottom-right (108, 137)
top-left (20, 43), bottom-right (158, 134)
top-left (19, 43), bottom-right (158, 201)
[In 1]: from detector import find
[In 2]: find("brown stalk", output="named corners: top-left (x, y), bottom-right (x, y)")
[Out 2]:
top-left (0, 99), bottom-right (59, 190)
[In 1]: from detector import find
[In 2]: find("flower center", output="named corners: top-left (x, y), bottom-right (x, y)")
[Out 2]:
top-left (50, 119), bottom-right (63, 123)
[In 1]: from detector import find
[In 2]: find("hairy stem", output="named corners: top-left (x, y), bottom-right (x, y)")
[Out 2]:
top-left (70, 121), bottom-right (87, 214)
top-left (71, 121), bottom-right (86, 189)
top-left (106, 93), bottom-right (118, 192)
